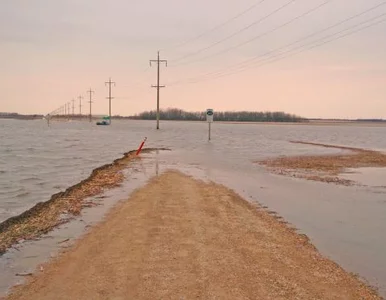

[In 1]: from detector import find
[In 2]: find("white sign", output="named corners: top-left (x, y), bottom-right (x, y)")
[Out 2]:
top-left (206, 109), bottom-right (214, 123)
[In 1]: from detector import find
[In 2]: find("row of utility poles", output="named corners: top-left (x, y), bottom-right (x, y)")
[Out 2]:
top-left (59, 91), bottom-right (94, 122)
top-left (48, 51), bottom-right (167, 128)
top-left (49, 78), bottom-right (116, 124)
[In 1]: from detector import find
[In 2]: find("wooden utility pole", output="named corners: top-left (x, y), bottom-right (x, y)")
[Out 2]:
top-left (105, 78), bottom-right (115, 124)
top-left (150, 51), bottom-right (167, 130)
top-left (72, 99), bottom-right (75, 115)
top-left (78, 96), bottom-right (83, 115)
top-left (87, 89), bottom-right (94, 122)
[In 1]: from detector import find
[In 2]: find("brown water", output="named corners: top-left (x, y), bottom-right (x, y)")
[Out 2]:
top-left (0, 119), bottom-right (386, 296)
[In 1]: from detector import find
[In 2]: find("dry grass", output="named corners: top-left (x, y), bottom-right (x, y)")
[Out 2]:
top-left (0, 148), bottom-right (168, 255)
top-left (258, 141), bottom-right (386, 185)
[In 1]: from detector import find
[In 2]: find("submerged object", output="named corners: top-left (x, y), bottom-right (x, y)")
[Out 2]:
top-left (96, 120), bottom-right (110, 126)
top-left (96, 116), bottom-right (111, 126)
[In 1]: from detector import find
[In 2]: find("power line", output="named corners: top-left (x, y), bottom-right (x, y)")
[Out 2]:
top-left (167, 2), bottom-right (386, 86)
top-left (174, 0), bottom-right (332, 67)
top-left (170, 12), bottom-right (386, 86)
top-left (212, 12), bottom-right (386, 80)
top-left (162, 0), bottom-right (266, 52)
top-left (171, 0), bottom-right (296, 63)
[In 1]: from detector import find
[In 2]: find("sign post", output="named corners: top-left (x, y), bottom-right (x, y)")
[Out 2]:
top-left (206, 109), bottom-right (214, 141)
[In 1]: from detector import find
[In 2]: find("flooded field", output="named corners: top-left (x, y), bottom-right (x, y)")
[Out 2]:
top-left (0, 119), bottom-right (386, 296)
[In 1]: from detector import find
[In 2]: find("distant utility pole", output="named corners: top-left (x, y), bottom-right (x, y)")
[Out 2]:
top-left (64, 104), bottom-right (67, 115)
top-left (105, 78), bottom-right (115, 124)
top-left (72, 99), bottom-right (75, 115)
top-left (78, 96), bottom-right (83, 115)
top-left (87, 88), bottom-right (94, 122)
top-left (67, 102), bottom-right (71, 116)
top-left (150, 51), bottom-right (167, 130)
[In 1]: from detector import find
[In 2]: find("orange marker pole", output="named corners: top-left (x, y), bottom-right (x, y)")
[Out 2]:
top-left (136, 137), bottom-right (147, 155)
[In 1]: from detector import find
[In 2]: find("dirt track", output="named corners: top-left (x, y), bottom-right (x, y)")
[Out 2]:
top-left (6, 171), bottom-right (379, 300)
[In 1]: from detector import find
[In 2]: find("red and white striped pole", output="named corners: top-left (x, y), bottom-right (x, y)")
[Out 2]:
top-left (136, 137), bottom-right (147, 155)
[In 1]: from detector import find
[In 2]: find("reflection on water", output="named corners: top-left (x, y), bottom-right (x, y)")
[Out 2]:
top-left (0, 119), bottom-right (386, 296)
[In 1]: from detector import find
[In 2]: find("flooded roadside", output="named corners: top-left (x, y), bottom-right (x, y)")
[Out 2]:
top-left (148, 150), bottom-right (386, 297)
top-left (0, 148), bottom-right (170, 256)
top-left (0, 155), bottom-right (155, 295)
top-left (1, 121), bottom-right (386, 297)
top-left (1, 150), bottom-right (386, 297)
top-left (4, 171), bottom-right (380, 300)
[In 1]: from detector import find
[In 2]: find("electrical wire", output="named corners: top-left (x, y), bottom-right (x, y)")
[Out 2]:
top-left (166, 2), bottom-right (386, 86)
top-left (170, 0), bottom-right (297, 63)
top-left (173, 0), bottom-right (331, 67)
top-left (162, 0), bottom-right (266, 52)
top-left (209, 14), bottom-right (386, 81)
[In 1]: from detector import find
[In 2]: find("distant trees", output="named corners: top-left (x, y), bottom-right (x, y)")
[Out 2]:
top-left (130, 108), bottom-right (305, 123)
top-left (0, 113), bottom-right (43, 120)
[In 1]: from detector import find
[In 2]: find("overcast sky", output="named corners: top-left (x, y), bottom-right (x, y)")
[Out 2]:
top-left (1, 0), bottom-right (386, 118)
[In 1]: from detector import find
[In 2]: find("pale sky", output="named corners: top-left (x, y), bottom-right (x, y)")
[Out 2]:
top-left (1, 0), bottom-right (386, 119)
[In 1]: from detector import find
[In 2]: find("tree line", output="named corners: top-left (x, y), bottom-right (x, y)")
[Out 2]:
top-left (0, 112), bottom-right (43, 120)
top-left (129, 108), bottom-right (306, 122)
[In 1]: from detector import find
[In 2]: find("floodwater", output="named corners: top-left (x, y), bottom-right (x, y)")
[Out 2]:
top-left (0, 119), bottom-right (386, 296)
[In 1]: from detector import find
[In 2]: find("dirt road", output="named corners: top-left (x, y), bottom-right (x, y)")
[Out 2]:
top-left (6, 171), bottom-right (379, 299)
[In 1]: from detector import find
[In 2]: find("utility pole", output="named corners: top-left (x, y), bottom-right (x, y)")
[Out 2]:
top-left (87, 88), bottom-right (94, 122)
top-left (72, 99), bottom-right (75, 115)
top-left (64, 104), bottom-right (67, 115)
top-left (67, 102), bottom-right (71, 116)
top-left (150, 51), bottom-right (167, 130)
top-left (78, 96), bottom-right (83, 116)
top-left (105, 78), bottom-right (115, 124)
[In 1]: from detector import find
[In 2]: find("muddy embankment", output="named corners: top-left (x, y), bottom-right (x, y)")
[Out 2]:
top-left (0, 148), bottom-right (168, 255)
top-left (258, 141), bottom-right (386, 185)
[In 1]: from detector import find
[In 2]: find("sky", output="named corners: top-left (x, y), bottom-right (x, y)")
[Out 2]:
top-left (1, 0), bottom-right (386, 119)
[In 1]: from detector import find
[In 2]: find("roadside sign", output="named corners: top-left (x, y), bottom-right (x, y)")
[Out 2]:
top-left (206, 109), bottom-right (214, 141)
top-left (206, 109), bottom-right (214, 123)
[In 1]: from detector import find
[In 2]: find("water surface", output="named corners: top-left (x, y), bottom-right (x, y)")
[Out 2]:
top-left (0, 119), bottom-right (385, 296)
